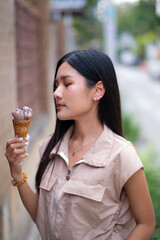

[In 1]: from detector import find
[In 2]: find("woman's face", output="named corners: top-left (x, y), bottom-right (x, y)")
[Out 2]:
top-left (53, 62), bottom-right (96, 121)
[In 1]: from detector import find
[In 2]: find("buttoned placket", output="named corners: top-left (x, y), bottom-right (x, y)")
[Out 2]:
top-left (50, 151), bottom-right (84, 233)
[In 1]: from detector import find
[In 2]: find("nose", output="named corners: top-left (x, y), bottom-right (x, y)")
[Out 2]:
top-left (53, 85), bottom-right (63, 100)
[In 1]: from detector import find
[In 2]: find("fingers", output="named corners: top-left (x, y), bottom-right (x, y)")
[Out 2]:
top-left (6, 138), bottom-right (25, 150)
top-left (5, 138), bottom-right (28, 164)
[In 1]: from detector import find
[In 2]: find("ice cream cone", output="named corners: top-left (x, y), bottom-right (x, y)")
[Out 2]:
top-left (12, 118), bottom-right (31, 138)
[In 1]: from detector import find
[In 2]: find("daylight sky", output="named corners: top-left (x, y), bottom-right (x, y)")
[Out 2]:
top-left (113, 0), bottom-right (139, 4)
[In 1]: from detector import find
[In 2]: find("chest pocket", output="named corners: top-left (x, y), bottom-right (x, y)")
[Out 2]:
top-left (62, 179), bottom-right (105, 229)
top-left (38, 172), bottom-right (59, 224)
top-left (63, 179), bottom-right (105, 202)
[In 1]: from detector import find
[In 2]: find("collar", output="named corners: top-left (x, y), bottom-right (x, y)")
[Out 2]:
top-left (50, 126), bottom-right (73, 159)
top-left (50, 124), bottom-right (113, 168)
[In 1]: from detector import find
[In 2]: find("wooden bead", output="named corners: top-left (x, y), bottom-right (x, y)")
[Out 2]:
top-left (11, 172), bottom-right (27, 187)
top-left (66, 175), bottom-right (70, 181)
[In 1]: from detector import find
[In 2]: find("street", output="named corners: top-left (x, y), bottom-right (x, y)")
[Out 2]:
top-left (116, 65), bottom-right (160, 152)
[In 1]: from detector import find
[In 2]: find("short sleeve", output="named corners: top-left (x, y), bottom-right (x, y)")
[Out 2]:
top-left (117, 144), bottom-right (143, 193)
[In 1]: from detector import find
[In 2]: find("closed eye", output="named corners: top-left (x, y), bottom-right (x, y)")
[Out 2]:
top-left (64, 83), bottom-right (71, 87)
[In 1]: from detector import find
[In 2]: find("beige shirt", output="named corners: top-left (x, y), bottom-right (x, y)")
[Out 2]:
top-left (36, 125), bottom-right (143, 240)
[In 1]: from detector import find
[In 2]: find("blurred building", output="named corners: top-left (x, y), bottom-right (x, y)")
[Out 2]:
top-left (0, 0), bottom-right (85, 239)
top-left (0, 0), bottom-right (60, 239)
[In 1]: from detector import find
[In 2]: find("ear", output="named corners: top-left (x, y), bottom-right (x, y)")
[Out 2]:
top-left (93, 81), bottom-right (105, 101)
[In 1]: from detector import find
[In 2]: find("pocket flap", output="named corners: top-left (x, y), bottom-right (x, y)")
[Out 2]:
top-left (39, 172), bottom-right (57, 191)
top-left (63, 179), bottom-right (105, 202)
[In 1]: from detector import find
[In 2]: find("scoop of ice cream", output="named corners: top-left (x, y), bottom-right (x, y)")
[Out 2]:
top-left (23, 106), bottom-right (32, 120)
top-left (12, 106), bottom-right (32, 121)
top-left (12, 108), bottom-right (25, 121)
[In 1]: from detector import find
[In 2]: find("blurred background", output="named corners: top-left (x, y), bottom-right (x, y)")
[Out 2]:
top-left (0, 0), bottom-right (160, 239)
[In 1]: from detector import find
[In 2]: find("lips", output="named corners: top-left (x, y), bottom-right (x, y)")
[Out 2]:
top-left (56, 103), bottom-right (65, 111)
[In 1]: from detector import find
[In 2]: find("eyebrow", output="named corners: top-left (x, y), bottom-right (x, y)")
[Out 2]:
top-left (55, 75), bottom-right (74, 82)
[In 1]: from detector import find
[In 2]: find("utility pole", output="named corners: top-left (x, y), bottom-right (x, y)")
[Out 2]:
top-left (96, 0), bottom-right (117, 63)
top-left (104, 0), bottom-right (117, 63)
top-left (156, 0), bottom-right (160, 16)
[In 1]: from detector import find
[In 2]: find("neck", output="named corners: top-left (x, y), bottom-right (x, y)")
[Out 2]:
top-left (72, 119), bottom-right (103, 143)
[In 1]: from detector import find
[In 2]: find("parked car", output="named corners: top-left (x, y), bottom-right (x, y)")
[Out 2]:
top-left (119, 50), bottom-right (140, 66)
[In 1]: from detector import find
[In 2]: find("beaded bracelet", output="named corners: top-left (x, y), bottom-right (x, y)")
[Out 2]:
top-left (11, 172), bottom-right (27, 187)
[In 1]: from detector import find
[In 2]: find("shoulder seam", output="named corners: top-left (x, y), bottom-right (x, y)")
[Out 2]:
top-left (118, 143), bottom-right (136, 156)
top-left (113, 133), bottom-right (131, 144)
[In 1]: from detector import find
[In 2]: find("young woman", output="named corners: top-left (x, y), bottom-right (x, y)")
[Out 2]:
top-left (5, 49), bottom-right (155, 239)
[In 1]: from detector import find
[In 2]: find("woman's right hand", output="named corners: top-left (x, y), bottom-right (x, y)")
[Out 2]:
top-left (5, 138), bottom-right (28, 182)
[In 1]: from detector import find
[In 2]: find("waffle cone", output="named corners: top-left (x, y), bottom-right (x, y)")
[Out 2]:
top-left (12, 118), bottom-right (31, 138)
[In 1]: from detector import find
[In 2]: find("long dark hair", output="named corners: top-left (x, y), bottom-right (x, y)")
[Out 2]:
top-left (35, 49), bottom-right (123, 191)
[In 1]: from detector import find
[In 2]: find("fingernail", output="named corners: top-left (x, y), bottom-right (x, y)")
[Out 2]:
top-left (19, 137), bottom-right (23, 141)
top-left (25, 142), bottom-right (29, 145)
top-left (26, 153), bottom-right (29, 156)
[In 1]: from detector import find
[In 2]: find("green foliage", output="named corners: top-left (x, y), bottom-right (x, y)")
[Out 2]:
top-left (117, 0), bottom-right (160, 59)
top-left (117, 0), bottom-right (160, 36)
top-left (122, 112), bottom-right (140, 143)
top-left (73, 0), bottom-right (103, 49)
top-left (140, 145), bottom-right (160, 239)
top-left (135, 31), bottom-right (157, 59)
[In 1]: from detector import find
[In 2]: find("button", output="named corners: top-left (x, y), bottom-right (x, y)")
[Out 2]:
top-left (66, 175), bottom-right (70, 181)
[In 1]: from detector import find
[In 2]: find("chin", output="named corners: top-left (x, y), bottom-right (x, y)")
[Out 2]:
top-left (57, 114), bottom-right (73, 121)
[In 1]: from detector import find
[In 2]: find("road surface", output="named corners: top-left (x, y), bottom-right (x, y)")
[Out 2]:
top-left (116, 65), bottom-right (160, 153)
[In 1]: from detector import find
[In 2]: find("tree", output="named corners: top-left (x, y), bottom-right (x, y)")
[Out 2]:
top-left (117, 0), bottom-right (160, 36)
top-left (73, 0), bottom-right (103, 49)
top-left (117, 0), bottom-right (160, 59)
